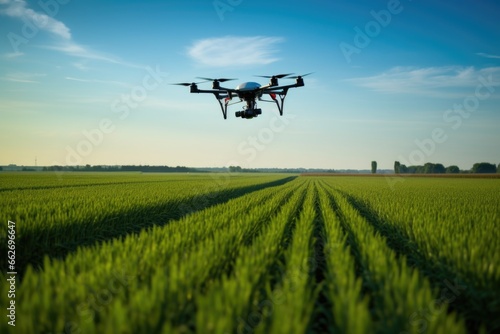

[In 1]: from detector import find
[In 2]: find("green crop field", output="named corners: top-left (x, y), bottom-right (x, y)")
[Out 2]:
top-left (0, 172), bottom-right (499, 334)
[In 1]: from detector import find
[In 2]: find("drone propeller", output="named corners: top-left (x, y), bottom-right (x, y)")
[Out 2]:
top-left (288, 72), bottom-right (314, 79)
top-left (255, 73), bottom-right (294, 79)
top-left (171, 80), bottom-right (207, 86)
top-left (196, 77), bottom-right (237, 83)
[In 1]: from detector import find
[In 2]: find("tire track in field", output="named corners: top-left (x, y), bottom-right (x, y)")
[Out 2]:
top-left (337, 190), bottom-right (498, 333)
top-left (10, 176), bottom-right (297, 280)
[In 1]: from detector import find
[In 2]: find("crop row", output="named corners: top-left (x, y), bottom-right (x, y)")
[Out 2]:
top-left (0, 173), bottom-right (293, 276)
top-left (319, 180), bottom-right (466, 333)
top-left (320, 176), bottom-right (499, 332)
top-left (0, 176), bottom-right (303, 333)
top-left (1, 174), bottom-right (497, 333)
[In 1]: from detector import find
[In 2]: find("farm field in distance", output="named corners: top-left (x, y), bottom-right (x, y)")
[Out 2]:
top-left (0, 172), bottom-right (499, 334)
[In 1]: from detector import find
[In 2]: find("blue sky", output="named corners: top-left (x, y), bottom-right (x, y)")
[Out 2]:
top-left (1, 0), bottom-right (499, 170)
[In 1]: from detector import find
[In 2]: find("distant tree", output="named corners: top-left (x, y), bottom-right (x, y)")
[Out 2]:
top-left (422, 162), bottom-right (445, 174)
top-left (399, 164), bottom-right (408, 173)
top-left (423, 163), bottom-right (434, 174)
top-left (434, 163), bottom-right (446, 173)
top-left (394, 161), bottom-right (400, 174)
top-left (472, 162), bottom-right (496, 173)
top-left (371, 161), bottom-right (377, 174)
top-left (408, 165), bottom-right (424, 173)
top-left (229, 166), bottom-right (242, 173)
top-left (497, 163), bottom-right (500, 173)
top-left (0, 166), bottom-right (2, 171)
top-left (445, 165), bottom-right (460, 174)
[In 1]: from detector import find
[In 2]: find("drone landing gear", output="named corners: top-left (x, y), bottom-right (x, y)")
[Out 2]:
top-left (214, 93), bottom-right (229, 119)
top-left (269, 88), bottom-right (289, 116)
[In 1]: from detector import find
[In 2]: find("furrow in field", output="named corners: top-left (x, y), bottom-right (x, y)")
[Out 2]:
top-left (305, 181), bottom-right (331, 334)
top-left (336, 188), bottom-right (500, 333)
top-left (194, 180), bottom-right (308, 334)
top-left (310, 181), bottom-right (372, 334)
top-left (96, 178), bottom-right (301, 334)
top-left (263, 180), bottom-right (318, 334)
top-left (4, 178), bottom-right (300, 334)
top-left (320, 181), bottom-right (467, 334)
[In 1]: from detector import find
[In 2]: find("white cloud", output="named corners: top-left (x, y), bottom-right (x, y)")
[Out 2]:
top-left (2, 72), bottom-right (46, 83)
top-left (0, 0), bottom-right (145, 69)
top-left (476, 52), bottom-right (500, 59)
top-left (347, 66), bottom-right (500, 96)
top-left (65, 76), bottom-right (127, 87)
top-left (0, 0), bottom-right (71, 39)
top-left (3, 51), bottom-right (24, 58)
top-left (46, 42), bottom-right (146, 69)
top-left (72, 60), bottom-right (90, 71)
top-left (187, 36), bottom-right (284, 67)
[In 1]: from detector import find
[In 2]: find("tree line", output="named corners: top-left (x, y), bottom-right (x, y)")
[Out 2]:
top-left (41, 165), bottom-right (196, 173)
top-left (391, 161), bottom-right (500, 174)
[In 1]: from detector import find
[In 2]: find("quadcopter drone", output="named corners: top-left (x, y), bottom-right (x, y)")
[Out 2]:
top-left (173, 73), bottom-right (310, 119)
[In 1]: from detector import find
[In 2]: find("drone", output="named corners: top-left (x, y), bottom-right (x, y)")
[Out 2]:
top-left (173, 73), bottom-right (311, 119)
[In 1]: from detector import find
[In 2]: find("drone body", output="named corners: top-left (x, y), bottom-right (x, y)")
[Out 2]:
top-left (174, 73), bottom-right (310, 119)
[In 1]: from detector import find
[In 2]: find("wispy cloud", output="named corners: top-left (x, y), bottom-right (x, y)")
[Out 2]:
top-left (0, 0), bottom-right (71, 39)
top-left (3, 51), bottom-right (24, 59)
top-left (0, 0), bottom-right (145, 69)
top-left (2, 72), bottom-right (46, 83)
top-left (65, 76), bottom-right (128, 87)
top-left (72, 60), bottom-right (90, 71)
top-left (187, 36), bottom-right (284, 67)
top-left (476, 52), bottom-right (500, 59)
top-left (45, 42), bottom-right (147, 69)
top-left (347, 66), bottom-right (500, 96)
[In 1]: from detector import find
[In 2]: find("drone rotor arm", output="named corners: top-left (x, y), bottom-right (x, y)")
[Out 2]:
top-left (262, 81), bottom-right (303, 92)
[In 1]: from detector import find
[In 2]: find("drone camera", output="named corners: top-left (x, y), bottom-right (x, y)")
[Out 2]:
top-left (236, 109), bottom-right (262, 119)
